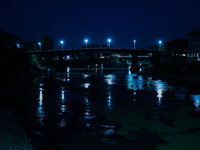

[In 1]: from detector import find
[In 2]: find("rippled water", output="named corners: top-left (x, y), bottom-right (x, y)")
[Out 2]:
top-left (17, 68), bottom-right (200, 149)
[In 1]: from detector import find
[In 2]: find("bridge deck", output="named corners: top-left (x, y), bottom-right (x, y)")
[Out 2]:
top-left (28, 48), bottom-right (156, 55)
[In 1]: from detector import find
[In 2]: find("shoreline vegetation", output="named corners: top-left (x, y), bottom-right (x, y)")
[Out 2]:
top-left (0, 43), bottom-right (35, 149)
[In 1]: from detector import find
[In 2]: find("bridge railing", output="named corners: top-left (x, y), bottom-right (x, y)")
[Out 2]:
top-left (27, 48), bottom-right (156, 54)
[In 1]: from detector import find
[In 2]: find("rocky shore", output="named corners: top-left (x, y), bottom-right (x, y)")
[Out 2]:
top-left (0, 73), bottom-right (35, 150)
top-left (0, 107), bottom-right (34, 150)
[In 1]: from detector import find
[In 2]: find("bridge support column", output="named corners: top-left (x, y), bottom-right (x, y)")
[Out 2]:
top-left (130, 54), bottom-right (139, 72)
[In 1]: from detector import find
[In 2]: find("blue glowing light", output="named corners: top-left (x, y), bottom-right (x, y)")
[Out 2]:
top-left (159, 40), bottom-right (162, 44)
top-left (108, 39), bottom-right (111, 42)
top-left (60, 40), bottom-right (64, 44)
top-left (85, 39), bottom-right (88, 43)
top-left (38, 42), bottom-right (41, 45)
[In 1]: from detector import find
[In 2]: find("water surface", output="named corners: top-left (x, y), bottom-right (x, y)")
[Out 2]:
top-left (17, 68), bottom-right (200, 149)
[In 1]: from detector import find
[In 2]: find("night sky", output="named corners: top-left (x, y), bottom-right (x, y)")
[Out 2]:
top-left (1, 0), bottom-right (200, 49)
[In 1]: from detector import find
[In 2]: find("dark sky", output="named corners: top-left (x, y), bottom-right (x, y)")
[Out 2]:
top-left (1, 0), bottom-right (200, 49)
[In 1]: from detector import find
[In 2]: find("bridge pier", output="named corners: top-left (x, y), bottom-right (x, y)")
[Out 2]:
top-left (130, 54), bottom-right (139, 72)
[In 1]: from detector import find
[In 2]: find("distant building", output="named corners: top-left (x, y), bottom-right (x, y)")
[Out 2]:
top-left (165, 39), bottom-right (187, 57)
top-left (187, 26), bottom-right (200, 60)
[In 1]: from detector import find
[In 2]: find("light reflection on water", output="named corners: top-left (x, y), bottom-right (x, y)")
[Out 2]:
top-left (59, 88), bottom-right (67, 114)
top-left (104, 74), bottom-right (116, 85)
top-left (66, 67), bottom-right (70, 73)
top-left (153, 80), bottom-right (168, 105)
top-left (127, 74), bottom-right (144, 90)
top-left (84, 96), bottom-right (90, 107)
top-left (84, 109), bottom-right (95, 119)
top-left (107, 92), bottom-right (112, 110)
top-left (82, 83), bottom-right (90, 88)
top-left (60, 104), bottom-right (66, 113)
top-left (61, 90), bottom-right (65, 101)
top-left (37, 87), bottom-right (45, 126)
top-left (24, 69), bottom-right (200, 149)
top-left (191, 95), bottom-right (200, 111)
top-left (83, 73), bottom-right (91, 78)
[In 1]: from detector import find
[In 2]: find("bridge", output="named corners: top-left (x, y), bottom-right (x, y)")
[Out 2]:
top-left (28, 48), bottom-right (156, 72)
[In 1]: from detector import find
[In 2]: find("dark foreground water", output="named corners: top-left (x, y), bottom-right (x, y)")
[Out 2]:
top-left (16, 68), bottom-right (200, 149)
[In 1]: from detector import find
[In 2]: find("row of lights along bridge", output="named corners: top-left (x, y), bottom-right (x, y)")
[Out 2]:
top-left (16, 39), bottom-right (163, 50)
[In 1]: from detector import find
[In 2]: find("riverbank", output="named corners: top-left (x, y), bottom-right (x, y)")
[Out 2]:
top-left (139, 68), bottom-right (200, 85)
top-left (0, 73), bottom-right (35, 150)
top-left (0, 107), bottom-right (34, 150)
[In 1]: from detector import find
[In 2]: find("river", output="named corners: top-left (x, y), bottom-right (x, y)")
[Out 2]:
top-left (14, 67), bottom-right (200, 150)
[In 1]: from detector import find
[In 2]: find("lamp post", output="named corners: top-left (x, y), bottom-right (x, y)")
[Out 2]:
top-left (108, 38), bottom-right (111, 48)
top-left (60, 40), bottom-right (64, 50)
top-left (133, 40), bottom-right (136, 49)
top-left (38, 42), bottom-right (41, 51)
top-left (85, 39), bottom-right (88, 48)
top-left (159, 40), bottom-right (162, 50)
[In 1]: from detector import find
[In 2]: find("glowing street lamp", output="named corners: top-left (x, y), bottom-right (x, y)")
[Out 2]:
top-left (17, 43), bottom-right (20, 48)
top-left (159, 40), bottom-right (162, 50)
top-left (85, 39), bottom-right (88, 48)
top-left (108, 38), bottom-right (111, 48)
top-left (133, 40), bottom-right (136, 49)
top-left (60, 40), bottom-right (64, 50)
top-left (38, 42), bottom-right (41, 51)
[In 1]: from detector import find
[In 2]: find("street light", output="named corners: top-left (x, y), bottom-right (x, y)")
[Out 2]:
top-left (85, 39), bottom-right (88, 48)
top-left (159, 40), bottom-right (162, 50)
top-left (108, 38), bottom-right (111, 48)
top-left (17, 43), bottom-right (20, 48)
top-left (133, 40), bottom-right (136, 49)
top-left (38, 42), bottom-right (41, 51)
top-left (60, 40), bottom-right (64, 50)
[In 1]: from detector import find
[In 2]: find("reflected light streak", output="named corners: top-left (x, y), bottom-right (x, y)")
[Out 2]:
top-left (83, 74), bottom-right (90, 78)
top-left (84, 110), bottom-right (95, 119)
top-left (107, 93), bottom-right (112, 109)
top-left (101, 64), bottom-right (104, 69)
top-left (83, 83), bottom-right (90, 89)
top-left (138, 76), bottom-right (143, 90)
top-left (85, 97), bottom-right (89, 106)
top-left (158, 89), bottom-right (162, 105)
top-left (61, 90), bottom-right (65, 100)
top-left (60, 104), bottom-right (67, 113)
top-left (128, 66), bottom-right (131, 75)
top-left (153, 80), bottom-right (167, 105)
top-left (37, 88), bottom-right (45, 126)
top-left (191, 95), bottom-right (200, 111)
top-left (66, 67), bottom-right (70, 73)
top-left (127, 74), bottom-right (144, 91)
top-left (104, 74), bottom-right (116, 85)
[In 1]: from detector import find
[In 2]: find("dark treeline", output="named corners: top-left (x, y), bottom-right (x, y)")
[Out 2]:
top-left (27, 34), bottom-right (53, 51)
top-left (0, 30), bottom-right (32, 89)
top-left (0, 30), bottom-right (53, 52)
top-left (0, 42), bottom-right (31, 85)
